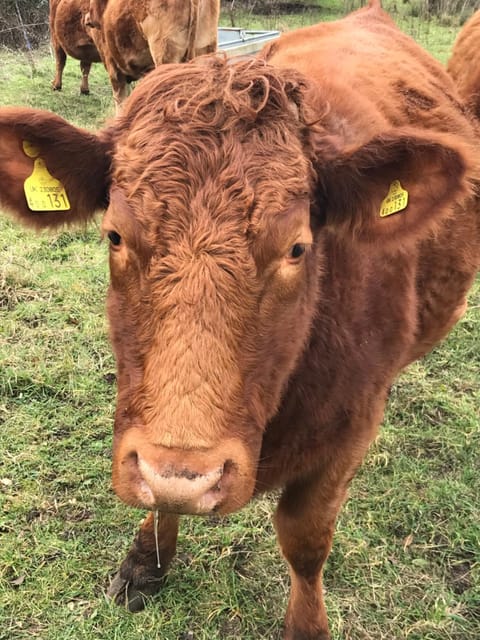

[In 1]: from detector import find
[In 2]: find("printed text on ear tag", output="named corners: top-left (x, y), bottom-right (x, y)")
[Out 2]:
top-left (24, 158), bottom-right (71, 212)
top-left (379, 180), bottom-right (409, 218)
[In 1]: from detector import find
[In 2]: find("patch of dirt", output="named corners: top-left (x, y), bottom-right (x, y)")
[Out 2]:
top-left (230, 541), bottom-right (253, 577)
top-left (219, 614), bottom-right (242, 638)
top-left (449, 560), bottom-right (473, 594)
top-left (0, 284), bottom-right (38, 310)
top-left (103, 372), bottom-right (116, 385)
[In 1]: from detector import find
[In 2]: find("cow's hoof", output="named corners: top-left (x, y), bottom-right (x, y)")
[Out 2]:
top-left (52, 85), bottom-right (62, 92)
top-left (80, 89), bottom-right (90, 96)
top-left (107, 570), bottom-right (165, 612)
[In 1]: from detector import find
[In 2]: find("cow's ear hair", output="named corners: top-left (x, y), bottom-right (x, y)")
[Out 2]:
top-left (311, 127), bottom-right (473, 248)
top-left (0, 107), bottom-right (112, 230)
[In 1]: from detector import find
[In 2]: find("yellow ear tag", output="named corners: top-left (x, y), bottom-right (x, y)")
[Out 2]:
top-left (23, 156), bottom-right (71, 212)
top-left (379, 180), bottom-right (409, 218)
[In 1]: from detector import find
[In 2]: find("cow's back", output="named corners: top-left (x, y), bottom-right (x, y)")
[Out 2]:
top-left (264, 5), bottom-right (474, 142)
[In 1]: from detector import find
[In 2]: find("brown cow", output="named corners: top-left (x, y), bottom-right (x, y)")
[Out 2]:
top-left (0, 3), bottom-right (479, 638)
top-left (50, 0), bottom-right (102, 95)
top-left (447, 9), bottom-right (480, 119)
top-left (85, 0), bottom-right (220, 110)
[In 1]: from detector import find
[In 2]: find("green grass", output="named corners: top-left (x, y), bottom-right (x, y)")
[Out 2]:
top-left (222, 0), bottom-right (461, 62)
top-left (1, 4), bottom-right (479, 639)
top-left (0, 47), bottom-right (114, 128)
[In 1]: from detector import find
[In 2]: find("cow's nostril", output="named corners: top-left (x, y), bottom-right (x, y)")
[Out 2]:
top-left (126, 450), bottom-right (138, 465)
top-left (117, 450), bottom-right (156, 508)
top-left (222, 459), bottom-right (235, 477)
top-left (199, 460), bottom-right (237, 512)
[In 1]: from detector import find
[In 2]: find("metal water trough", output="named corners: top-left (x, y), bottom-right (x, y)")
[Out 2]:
top-left (217, 27), bottom-right (280, 57)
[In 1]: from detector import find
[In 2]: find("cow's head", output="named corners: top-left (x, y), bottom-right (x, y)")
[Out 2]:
top-left (0, 57), bottom-right (472, 515)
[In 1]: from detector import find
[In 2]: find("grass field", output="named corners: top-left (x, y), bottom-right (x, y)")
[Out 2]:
top-left (0, 3), bottom-right (479, 639)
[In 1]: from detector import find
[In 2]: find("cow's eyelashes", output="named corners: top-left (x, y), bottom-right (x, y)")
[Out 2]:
top-left (108, 231), bottom-right (122, 247)
top-left (286, 243), bottom-right (307, 262)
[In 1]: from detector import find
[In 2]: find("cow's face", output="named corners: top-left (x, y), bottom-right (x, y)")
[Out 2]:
top-left (0, 58), bottom-right (470, 516)
top-left (103, 68), bottom-right (320, 513)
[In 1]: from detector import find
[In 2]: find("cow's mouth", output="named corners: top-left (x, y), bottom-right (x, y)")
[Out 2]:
top-left (136, 458), bottom-right (237, 515)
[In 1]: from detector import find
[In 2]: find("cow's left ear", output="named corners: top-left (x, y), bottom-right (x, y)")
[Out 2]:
top-left (0, 107), bottom-right (112, 230)
top-left (312, 127), bottom-right (474, 247)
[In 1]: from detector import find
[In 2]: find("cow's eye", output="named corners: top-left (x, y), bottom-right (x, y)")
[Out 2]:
top-left (108, 231), bottom-right (122, 247)
top-left (287, 243), bottom-right (306, 261)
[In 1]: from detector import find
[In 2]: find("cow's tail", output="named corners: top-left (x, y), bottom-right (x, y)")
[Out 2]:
top-left (186, 0), bottom-right (200, 60)
top-left (367, 0), bottom-right (383, 10)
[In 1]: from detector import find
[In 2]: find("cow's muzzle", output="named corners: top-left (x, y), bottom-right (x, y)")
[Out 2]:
top-left (112, 430), bottom-right (256, 515)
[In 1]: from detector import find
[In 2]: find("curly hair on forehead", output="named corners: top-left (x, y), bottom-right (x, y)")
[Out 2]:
top-left (118, 55), bottom-right (311, 131)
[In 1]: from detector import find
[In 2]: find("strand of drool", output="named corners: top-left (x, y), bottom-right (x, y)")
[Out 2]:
top-left (153, 510), bottom-right (161, 569)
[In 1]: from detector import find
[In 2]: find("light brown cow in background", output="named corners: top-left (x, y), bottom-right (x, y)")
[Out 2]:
top-left (447, 9), bottom-right (480, 119)
top-left (50, 0), bottom-right (101, 95)
top-left (86, 0), bottom-right (220, 110)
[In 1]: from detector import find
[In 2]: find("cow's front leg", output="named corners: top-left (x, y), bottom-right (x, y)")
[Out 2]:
top-left (107, 66), bottom-right (129, 114)
top-left (275, 467), bottom-right (358, 640)
top-left (108, 512), bottom-right (179, 612)
top-left (51, 43), bottom-right (66, 91)
top-left (79, 60), bottom-right (92, 95)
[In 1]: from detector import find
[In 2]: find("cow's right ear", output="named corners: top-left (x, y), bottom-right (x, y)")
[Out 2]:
top-left (0, 107), bottom-right (112, 230)
top-left (309, 126), bottom-right (474, 249)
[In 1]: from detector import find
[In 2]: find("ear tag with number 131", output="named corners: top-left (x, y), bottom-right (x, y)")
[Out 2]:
top-left (379, 180), bottom-right (408, 218)
top-left (23, 140), bottom-right (70, 212)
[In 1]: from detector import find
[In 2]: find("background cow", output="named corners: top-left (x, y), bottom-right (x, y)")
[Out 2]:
top-left (50, 0), bottom-right (101, 95)
top-left (0, 2), bottom-right (479, 638)
top-left (85, 0), bottom-right (220, 110)
top-left (447, 9), bottom-right (480, 119)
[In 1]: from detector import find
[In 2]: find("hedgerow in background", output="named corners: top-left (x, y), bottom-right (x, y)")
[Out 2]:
top-left (0, 0), bottom-right (48, 48)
